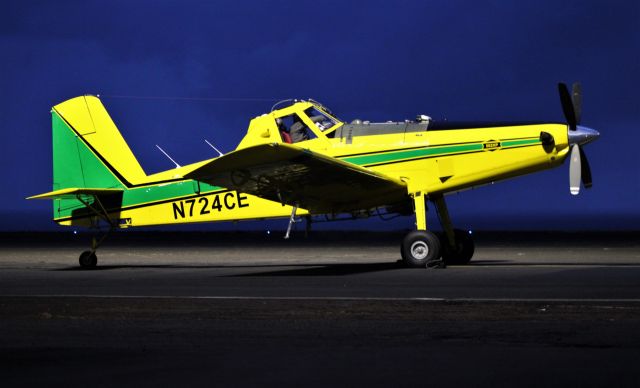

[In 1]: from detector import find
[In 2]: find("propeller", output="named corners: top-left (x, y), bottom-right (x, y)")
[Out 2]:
top-left (558, 82), bottom-right (599, 195)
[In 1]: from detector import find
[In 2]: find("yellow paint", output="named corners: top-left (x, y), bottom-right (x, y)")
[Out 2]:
top-left (118, 193), bottom-right (306, 228)
top-left (38, 97), bottom-right (571, 231)
top-left (413, 192), bottom-right (427, 230)
top-left (54, 96), bottom-right (148, 183)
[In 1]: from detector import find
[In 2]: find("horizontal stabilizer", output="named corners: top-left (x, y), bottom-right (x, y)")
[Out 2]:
top-left (27, 188), bottom-right (124, 200)
top-left (185, 143), bottom-right (407, 213)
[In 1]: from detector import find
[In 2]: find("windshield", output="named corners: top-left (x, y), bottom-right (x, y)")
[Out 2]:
top-left (304, 107), bottom-right (338, 132)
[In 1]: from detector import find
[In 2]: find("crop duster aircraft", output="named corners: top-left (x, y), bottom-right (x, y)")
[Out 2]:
top-left (29, 83), bottom-right (599, 269)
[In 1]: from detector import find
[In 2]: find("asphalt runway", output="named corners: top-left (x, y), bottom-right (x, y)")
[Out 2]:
top-left (1, 231), bottom-right (639, 387)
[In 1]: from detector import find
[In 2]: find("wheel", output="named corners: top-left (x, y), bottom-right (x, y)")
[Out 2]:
top-left (401, 230), bottom-right (441, 268)
top-left (79, 250), bottom-right (97, 268)
top-left (440, 229), bottom-right (475, 265)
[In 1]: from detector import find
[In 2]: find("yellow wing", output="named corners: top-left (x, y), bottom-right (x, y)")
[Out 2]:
top-left (185, 143), bottom-right (408, 213)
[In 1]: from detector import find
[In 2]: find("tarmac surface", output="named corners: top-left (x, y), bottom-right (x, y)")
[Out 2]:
top-left (1, 231), bottom-right (639, 387)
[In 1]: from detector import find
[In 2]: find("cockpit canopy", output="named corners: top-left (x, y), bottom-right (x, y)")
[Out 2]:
top-left (272, 100), bottom-right (342, 143)
top-left (236, 99), bottom-right (344, 149)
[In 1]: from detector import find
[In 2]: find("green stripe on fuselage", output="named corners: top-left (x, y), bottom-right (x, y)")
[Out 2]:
top-left (342, 143), bottom-right (483, 166)
top-left (120, 181), bottom-right (223, 209)
top-left (502, 138), bottom-right (539, 147)
top-left (341, 138), bottom-right (541, 167)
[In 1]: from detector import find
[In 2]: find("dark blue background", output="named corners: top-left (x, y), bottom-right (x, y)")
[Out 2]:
top-left (2, 0), bottom-right (638, 231)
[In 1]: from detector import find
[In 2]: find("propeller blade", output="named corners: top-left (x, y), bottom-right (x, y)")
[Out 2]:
top-left (569, 144), bottom-right (581, 195)
top-left (572, 82), bottom-right (582, 125)
top-left (558, 83), bottom-right (577, 130)
top-left (579, 146), bottom-right (593, 189)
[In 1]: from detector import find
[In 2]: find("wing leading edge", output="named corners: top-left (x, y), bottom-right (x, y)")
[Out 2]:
top-left (185, 143), bottom-right (408, 214)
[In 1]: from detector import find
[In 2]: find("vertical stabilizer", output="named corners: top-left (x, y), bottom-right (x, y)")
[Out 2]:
top-left (45, 95), bottom-right (147, 224)
top-left (52, 95), bottom-right (147, 189)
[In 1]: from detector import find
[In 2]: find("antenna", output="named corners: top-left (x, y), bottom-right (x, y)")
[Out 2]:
top-left (271, 98), bottom-right (296, 112)
top-left (204, 139), bottom-right (224, 157)
top-left (155, 145), bottom-right (181, 168)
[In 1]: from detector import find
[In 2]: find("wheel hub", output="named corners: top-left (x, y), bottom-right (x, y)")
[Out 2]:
top-left (410, 241), bottom-right (429, 260)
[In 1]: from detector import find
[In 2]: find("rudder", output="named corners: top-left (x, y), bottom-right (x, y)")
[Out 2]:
top-left (40, 96), bottom-right (147, 224)
top-left (52, 95), bottom-right (147, 189)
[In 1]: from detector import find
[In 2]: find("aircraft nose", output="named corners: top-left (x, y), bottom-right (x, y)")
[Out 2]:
top-left (568, 125), bottom-right (600, 147)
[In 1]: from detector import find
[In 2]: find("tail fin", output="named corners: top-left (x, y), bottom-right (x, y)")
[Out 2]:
top-left (52, 95), bottom-right (147, 189)
top-left (29, 96), bottom-right (146, 225)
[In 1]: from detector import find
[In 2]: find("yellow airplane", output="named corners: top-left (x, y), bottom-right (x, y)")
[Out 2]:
top-left (28, 83), bottom-right (599, 269)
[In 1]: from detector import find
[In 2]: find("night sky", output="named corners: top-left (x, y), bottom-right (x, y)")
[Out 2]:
top-left (2, 0), bottom-right (638, 231)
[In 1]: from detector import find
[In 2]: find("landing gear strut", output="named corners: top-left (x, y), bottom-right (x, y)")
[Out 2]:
top-left (432, 195), bottom-right (475, 265)
top-left (401, 192), bottom-right (445, 268)
top-left (75, 194), bottom-right (115, 269)
top-left (401, 192), bottom-right (475, 268)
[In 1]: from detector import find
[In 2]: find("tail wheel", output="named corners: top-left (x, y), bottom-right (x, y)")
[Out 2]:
top-left (401, 230), bottom-right (441, 268)
top-left (79, 250), bottom-right (97, 268)
top-left (441, 229), bottom-right (475, 265)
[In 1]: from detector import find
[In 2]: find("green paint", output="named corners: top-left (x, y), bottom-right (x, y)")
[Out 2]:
top-left (502, 138), bottom-right (539, 148)
top-left (342, 138), bottom-right (540, 167)
top-left (342, 143), bottom-right (483, 166)
top-left (52, 112), bottom-right (124, 219)
top-left (51, 111), bottom-right (225, 220)
top-left (120, 182), bottom-right (221, 208)
top-left (52, 112), bottom-right (124, 190)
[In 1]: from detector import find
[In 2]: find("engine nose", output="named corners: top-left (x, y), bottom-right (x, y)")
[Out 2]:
top-left (568, 125), bottom-right (600, 147)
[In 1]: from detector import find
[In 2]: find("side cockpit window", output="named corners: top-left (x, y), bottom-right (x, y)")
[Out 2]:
top-left (277, 114), bottom-right (317, 144)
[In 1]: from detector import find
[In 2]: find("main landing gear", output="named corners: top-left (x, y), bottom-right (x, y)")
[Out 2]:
top-left (439, 229), bottom-right (475, 265)
top-left (400, 192), bottom-right (475, 268)
top-left (401, 230), bottom-right (443, 268)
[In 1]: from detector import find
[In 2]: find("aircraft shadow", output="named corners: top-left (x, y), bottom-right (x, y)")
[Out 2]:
top-left (51, 263), bottom-right (336, 271)
top-left (228, 260), bottom-right (640, 276)
top-left (52, 261), bottom-right (405, 276)
top-left (51, 260), bottom-right (638, 275)
top-left (468, 260), bottom-right (640, 266)
top-left (226, 262), bottom-right (404, 277)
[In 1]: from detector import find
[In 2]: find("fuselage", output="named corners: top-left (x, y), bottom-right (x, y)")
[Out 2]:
top-left (330, 120), bottom-right (570, 196)
top-left (51, 98), bottom-right (570, 228)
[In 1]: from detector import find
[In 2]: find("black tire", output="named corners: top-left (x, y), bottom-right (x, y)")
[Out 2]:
top-left (79, 250), bottom-right (97, 268)
top-left (440, 229), bottom-right (475, 265)
top-left (401, 230), bottom-right (441, 268)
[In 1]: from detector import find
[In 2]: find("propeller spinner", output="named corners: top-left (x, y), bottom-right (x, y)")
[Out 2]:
top-left (558, 82), bottom-right (599, 195)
